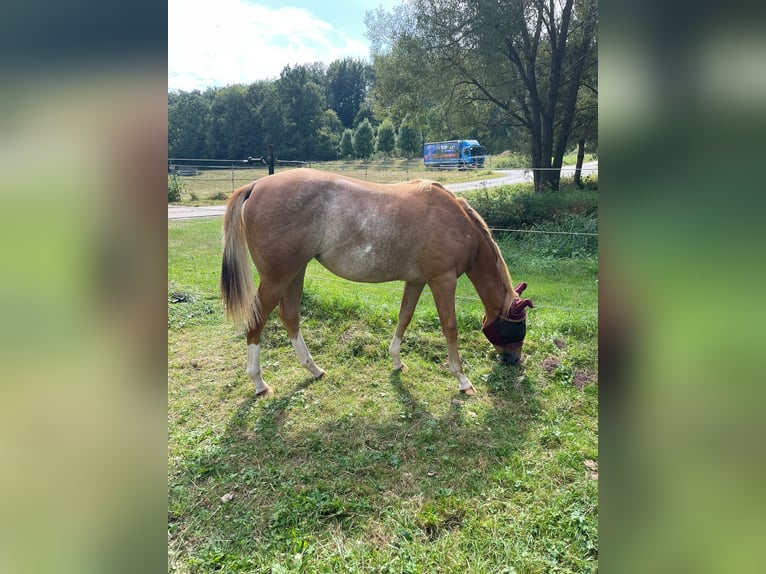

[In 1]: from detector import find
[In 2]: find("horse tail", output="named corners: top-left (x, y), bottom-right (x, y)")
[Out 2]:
top-left (220, 183), bottom-right (260, 330)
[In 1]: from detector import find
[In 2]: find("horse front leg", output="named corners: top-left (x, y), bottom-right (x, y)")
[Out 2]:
top-left (389, 281), bottom-right (425, 372)
top-left (430, 275), bottom-right (476, 395)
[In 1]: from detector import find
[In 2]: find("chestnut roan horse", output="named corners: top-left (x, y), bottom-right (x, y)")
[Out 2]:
top-left (220, 168), bottom-right (533, 397)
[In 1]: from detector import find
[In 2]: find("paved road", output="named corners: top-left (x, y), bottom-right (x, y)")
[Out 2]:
top-left (168, 161), bottom-right (598, 220)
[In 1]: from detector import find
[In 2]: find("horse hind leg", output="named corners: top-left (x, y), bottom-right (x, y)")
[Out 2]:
top-left (389, 281), bottom-right (425, 372)
top-left (278, 265), bottom-right (325, 380)
top-left (245, 279), bottom-right (285, 397)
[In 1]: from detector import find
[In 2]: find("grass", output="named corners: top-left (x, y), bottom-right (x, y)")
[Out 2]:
top-left (168, 188), bottom-right (598, 573)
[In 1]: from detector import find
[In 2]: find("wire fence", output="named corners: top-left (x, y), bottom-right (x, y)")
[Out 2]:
top-left (168, 156), bottom-right (598, 187)
top-left (168, 157), bottom-right (597, 315)
top-left (306, 271), bottom-right (597, 315)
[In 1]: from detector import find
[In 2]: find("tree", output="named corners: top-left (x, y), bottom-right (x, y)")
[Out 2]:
top-left (206, 85), bottom-right (259, 159)
top-left (168, 90), bottom-right (210, 159)
top-left (367, 0), bottom-right (598, 191)
top-left (277, 64), bottom-right (328, 159)
top-left (376, 119), bottom-right (396, 157)
top-left (353, 119), bottom-right (375, 159)
top-left (339, 129), bottom-right (354, 158)
top-left (396, 115), bottom-right (421, 158)
top-left (326, 58), bottom-right (373, 129)
top-left (315, 110), bottom-right (343, 161)
top-left (249, 81), bottom-right (284, 157)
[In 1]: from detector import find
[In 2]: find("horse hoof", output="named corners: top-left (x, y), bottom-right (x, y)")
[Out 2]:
top-left (395, 363), bottom-right (408, 373)
top-left (460, 386), bottom-right (477, 396)
top-left (314, 370), bottom-right (326, 380)
top-left (256, 386), bottom-right (274, 398)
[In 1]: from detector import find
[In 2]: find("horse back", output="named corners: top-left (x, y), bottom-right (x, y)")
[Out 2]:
top-left (242, 169), bottom-right (479, 283)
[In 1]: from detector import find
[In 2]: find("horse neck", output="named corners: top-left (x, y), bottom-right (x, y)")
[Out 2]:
top-left (466, 238), bottom-right (511, 321)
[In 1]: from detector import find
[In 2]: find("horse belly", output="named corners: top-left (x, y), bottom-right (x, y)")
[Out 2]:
top-left (315, 245), bottom-right (418, 283)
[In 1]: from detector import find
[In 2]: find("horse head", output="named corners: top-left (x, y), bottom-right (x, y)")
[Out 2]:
top-left (482, 282), bottom-right (534, 365)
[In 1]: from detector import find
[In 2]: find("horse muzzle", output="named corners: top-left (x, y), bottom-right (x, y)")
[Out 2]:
top-left (482, 288), bottom-right (533, 365)
top-left (482, 315), bottom-right (526, 363)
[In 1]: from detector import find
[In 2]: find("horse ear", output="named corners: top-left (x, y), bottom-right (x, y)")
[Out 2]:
top-left (509, 297), bottom-right (534, 320)
top-left (514, 281), bottom-right (528, 295)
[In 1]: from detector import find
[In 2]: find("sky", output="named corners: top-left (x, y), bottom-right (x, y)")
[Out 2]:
top-left (168, 0), bottom-right (402, 92)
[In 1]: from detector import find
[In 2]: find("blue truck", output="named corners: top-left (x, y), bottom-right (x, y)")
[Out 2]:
top-left (423, 139), bottom-right (486, 169)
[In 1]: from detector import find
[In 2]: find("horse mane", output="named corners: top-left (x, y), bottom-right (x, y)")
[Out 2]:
top-left (407, 179), bottom-right (442, 194)
top-left (455, 197), bottom-right (516, 316)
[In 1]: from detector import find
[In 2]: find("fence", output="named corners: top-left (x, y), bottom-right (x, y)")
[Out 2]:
top-left (168, 156), bottom-right (598, 191)
top-left (168, 158), bottom-right (598, 315)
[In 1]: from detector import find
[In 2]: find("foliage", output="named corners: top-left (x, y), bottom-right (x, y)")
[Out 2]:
top-left (462, 181), bottom-right (599, 257)
top-left (339, 129), bottom-right (354, 158)
top-left (168, 174), bottom-right (184, 203)
top-left (168, 90), bottom-right (210, 159)
top-left (397, 115), bottom-right (422, 158)
top-left (353, 118), bottom-right (376, 159)
top-left (366, 0), bottom-right (598, 191)
top-left (490, 151), bottom-right (532, 169)
top-left (463, 183), bottom-right (597, 230)
top-left (315, 110), bottom-right (343, 161)
top-left (326, 58), bottom-right (373, 129)
top-left (376, 119), bottom-right (396, 157)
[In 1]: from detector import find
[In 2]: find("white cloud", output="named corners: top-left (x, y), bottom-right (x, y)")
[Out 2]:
top-left (168, 0), bottom-right (371, 91)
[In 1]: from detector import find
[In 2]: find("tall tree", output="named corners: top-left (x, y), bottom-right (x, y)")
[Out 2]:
top-left (326, 58), bottom-right (373, 129)
top-left (376, 119), bottom-right (396, 157)
top-left (339, 129), bottom-right (354, 158)
top-left (353, 119), bottom-right (375, 159)
top-left (315, 109), bottom-right (343, 161)
top-left (277, 64), bottom-right (328, 159)
top-left (207, 85), bottom-right (258, 159)
top-left (168, 90), bottom-right (211, 159)
top-left (396, 115), bottom-right (422, 158)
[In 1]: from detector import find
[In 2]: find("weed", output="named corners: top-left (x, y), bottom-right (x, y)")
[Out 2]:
top-left (208, 190), bottom-right (228, 201)
top-left (168, 174), bottom-right (184, 202)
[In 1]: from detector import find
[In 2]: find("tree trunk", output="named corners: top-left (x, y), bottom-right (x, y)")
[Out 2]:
top-left (574, 138), bottom-right (585, 188)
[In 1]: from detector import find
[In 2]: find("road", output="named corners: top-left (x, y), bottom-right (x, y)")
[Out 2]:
top-left (168, 161), bottom-right (598, 220)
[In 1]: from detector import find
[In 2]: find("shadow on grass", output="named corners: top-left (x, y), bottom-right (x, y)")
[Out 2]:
top-left (169, 360), bottom-right (541, 570)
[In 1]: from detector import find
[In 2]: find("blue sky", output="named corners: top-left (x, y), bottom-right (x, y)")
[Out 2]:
top-left (169, 0), bottom-right (401, 92)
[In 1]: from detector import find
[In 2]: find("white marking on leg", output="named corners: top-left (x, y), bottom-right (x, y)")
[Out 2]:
top-left (291, 332), bottom-right (325, 379)
top-left (246, 343), bottom-right (270, 394)
top-left (389, 334), bottom-right (404, 370)
top-left (448, 350), bottom-right (475, 393)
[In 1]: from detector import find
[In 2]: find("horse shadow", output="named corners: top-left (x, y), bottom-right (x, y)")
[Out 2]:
top-left (169, 359), bottom-right (540, 563)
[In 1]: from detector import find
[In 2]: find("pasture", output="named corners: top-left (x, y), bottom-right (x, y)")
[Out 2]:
top-left (168, 182), bottom-right (598, 573)
top-left (169, 158), bottom-right (501, 205)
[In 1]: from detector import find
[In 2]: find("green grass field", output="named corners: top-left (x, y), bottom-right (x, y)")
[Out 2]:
top-left (168, 189), bottom-right (598, 573)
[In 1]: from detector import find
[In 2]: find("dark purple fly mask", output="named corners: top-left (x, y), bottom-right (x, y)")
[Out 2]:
top-left (482, 282), bottom-right (534, 362)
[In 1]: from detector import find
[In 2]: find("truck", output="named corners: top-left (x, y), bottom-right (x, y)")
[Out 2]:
top-left (423, 139), bottom-right (486, 169)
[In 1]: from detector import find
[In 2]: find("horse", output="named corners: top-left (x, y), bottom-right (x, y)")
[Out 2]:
top-left (220, 168), bottom-right (533, 397)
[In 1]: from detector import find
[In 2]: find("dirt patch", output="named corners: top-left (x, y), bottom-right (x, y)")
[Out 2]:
top-left (572, 369), bottom-right (595, 390)
top-left (554, 338), bottom-right (567, 350)
top-left (540, 356), bottom-right (561, 374)
top-left (584, 459), bottom-right (598, 480)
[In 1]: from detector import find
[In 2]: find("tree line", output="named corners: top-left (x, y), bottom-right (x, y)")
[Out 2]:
top-left (169, 0), bottom-right (597, 191)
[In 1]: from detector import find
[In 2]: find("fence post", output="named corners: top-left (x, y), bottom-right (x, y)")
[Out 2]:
top-left (231, 163), bottom-right (235, 190)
